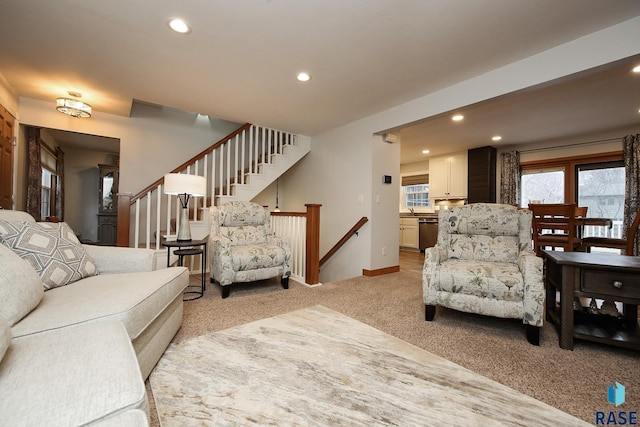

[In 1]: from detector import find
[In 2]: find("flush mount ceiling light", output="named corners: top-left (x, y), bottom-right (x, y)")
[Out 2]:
top-left (422, 149), bottom-right (430, 154)
top-left (56, 92), bottom-right (92, 118)
top-left (168, 18), bottom-right (191, 34)
top-left (633, 65), bottom-right (640, 73)
top-left (492, 135), bottom-right (502, 141)
top-left (452, 114), bottom-right (464, 121)
top-left (296, 72), bottom-right (311, 82)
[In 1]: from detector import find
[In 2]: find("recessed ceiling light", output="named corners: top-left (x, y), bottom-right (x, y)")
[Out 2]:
top-left (492, 135), bottom-right (502, 141)
top-left (633, 65), bottom-right (640, 73)
top-left (452, 114), bottom-right (464, 121)
top-left (169, 18), bottom-right (191, 34)
top-left (297, 72), bottom-right (311, 82)
top-left (422, 149), bottom-right (430, 154)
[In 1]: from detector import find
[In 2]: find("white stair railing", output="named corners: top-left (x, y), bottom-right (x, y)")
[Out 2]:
top-left (270, 213), bottom-right (307, 284)
top-left (126, 124), bottom-right (304, 250)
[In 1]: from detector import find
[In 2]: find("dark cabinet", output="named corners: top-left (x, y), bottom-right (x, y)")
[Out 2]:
top-left (467, 146), bottom-right (496, 203)
top-left (97, 164), bottom-right (118, 245)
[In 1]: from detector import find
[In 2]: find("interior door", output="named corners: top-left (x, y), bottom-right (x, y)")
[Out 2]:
top-left (0, 107), bottom-right (15, 209)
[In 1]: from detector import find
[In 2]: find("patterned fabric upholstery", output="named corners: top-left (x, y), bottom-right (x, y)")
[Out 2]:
top-left (209, 201), bottom-right (291, 288)
top-left (0, 221), bottom-right (98, 290)
top-left (423, 203), bottom-right (544, 327)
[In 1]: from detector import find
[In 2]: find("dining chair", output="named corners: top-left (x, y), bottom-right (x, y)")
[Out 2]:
top-left (579, 211), bottom-right (640, 255)
top-left (529, 203), bottom-right (579, 256)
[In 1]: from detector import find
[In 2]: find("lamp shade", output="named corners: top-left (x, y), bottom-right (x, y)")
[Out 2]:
top-left (163, 173), bottom-right (206, 196)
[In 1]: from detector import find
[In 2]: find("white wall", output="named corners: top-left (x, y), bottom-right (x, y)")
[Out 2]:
top-left (17, 98), bottom-right (242, 197)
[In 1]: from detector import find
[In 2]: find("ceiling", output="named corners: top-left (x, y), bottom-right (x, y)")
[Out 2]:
top-left (399, 55), bottom-right (640, 163)
top-left (1, 1), bottom-right (639, 160)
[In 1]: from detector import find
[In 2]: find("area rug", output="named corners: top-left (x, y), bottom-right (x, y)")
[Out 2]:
top-left (149, 305), bottom-right (590, 426)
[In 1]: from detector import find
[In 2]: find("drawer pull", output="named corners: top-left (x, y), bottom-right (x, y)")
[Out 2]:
top-left (612, 280), bottom-right (623, 289)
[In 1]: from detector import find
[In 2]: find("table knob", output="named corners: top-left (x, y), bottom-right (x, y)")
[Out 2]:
top-left (612, 280), bottom-right (623, 289)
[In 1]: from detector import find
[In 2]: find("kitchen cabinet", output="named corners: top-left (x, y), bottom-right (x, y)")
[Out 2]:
top-left (399, 217), bottom-right (419, 249)
top-left (429, 152), bottom-right (468, 199)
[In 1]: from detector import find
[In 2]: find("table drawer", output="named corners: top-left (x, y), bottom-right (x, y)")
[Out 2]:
top-left (582, 270), bottom-right (640, 299)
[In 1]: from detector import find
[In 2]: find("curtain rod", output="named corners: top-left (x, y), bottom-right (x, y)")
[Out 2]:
top-left (518, 137), bottom-right (622, 154)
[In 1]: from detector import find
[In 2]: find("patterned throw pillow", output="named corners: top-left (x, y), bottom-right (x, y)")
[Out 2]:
top-left (0, 221), bottom-right (98, 290)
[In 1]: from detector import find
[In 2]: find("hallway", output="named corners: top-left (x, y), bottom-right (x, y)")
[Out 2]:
top-left (399, 250), bottom-right (423, 272)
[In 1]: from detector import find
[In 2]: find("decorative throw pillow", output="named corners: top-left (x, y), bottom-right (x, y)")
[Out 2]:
top-left (0, 221), bottom-right (98, 290)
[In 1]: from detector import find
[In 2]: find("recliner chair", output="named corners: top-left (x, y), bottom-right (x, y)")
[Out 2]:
top-left (422, 203), bottom-right (544, 345)
top-left (209, 201), bottom-right (291, 298)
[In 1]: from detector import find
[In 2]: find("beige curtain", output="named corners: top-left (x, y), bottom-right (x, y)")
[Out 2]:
top-left (499, 151), bottom-right (520, 206)
top-left (623, 134), bottom-right (640, 255)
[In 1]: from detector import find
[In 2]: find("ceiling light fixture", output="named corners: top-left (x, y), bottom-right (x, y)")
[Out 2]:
top-left (422, 149), bottom-right (430, 154)
top-left (492, 135), bottom-right (502, 141)
top-left (297, 72), bottom-right (311, 82)
top-left (633, 65), bottom-right (640, 73)
top-left (56, 92), bottom-right (92, 118)
top-left (452, 114), bottom-right (464, 121)
top-left (169, 18), bottom-right (191, 34)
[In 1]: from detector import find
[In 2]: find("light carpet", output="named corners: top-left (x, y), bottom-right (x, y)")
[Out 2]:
top-left (149, 305), bottom-right (590, 426)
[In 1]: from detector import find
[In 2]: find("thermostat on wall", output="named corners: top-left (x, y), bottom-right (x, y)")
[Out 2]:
top-left (383, 175), bottom-right (392, 184)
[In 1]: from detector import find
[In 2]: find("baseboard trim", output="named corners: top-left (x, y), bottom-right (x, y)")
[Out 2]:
top-left (362, 265), bottom-right (400, 277)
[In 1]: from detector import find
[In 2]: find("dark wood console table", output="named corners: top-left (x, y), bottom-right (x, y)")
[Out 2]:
top-left (542, 250), bottom-right (640, 350)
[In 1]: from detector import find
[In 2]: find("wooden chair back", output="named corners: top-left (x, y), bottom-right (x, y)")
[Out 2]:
top-left (580, 210), bottom-right (640, 255)
top-left (529, 203), bottom-right (578, 256)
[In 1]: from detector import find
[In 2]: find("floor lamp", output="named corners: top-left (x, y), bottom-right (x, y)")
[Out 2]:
top-left (164, 173), bottom-right (207, 241)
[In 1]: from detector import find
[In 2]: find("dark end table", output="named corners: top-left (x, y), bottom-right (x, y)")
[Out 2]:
top-left (161, 238), bottom-right (208, 301)
top-left (542, 250), bottom-right (640, 351)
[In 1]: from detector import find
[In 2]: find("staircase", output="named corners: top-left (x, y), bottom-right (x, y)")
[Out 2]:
top-left (122, 123), bottom-right (310, 249)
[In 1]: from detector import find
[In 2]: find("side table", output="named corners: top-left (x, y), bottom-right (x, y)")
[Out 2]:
top-left (542, 250), bottom-right (640, 351)
top-left (161, 238), bottom-right (208, 301)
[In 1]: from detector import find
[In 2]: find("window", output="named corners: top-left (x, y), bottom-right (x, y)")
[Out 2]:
top-left (520, 151), bottom-right (624, 239)
top-left (401, 174), bottom-right (430, 208)
top-left (404, 184), bottom-right (430, 207)
top-left (521, 167), bottom-right (565, 206)
top-left (41, 168), bottom-right (53, 219)
top-left (577, 161), bottom-right (624, 239)
top-left (40, 145), bottom-right (57, 220)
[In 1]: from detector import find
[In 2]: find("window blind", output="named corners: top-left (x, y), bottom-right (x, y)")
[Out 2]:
top-left (402, 174), bottom-right (429, 186)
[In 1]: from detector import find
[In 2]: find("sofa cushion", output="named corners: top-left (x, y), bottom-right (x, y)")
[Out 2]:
top-left (447, 234), bottom-right (519, 263)
top-left (0, 316), bottom-right (10, 364)
top-left (220, 201), bottom-right (268, 226)
top-left (436, 259), bottom-right (524, 301)
top-left (0, 210), bottom-right (36, 223)
top-left (0, 244), bottom-right (44, 326)
top-left (444, 203), bottom-right (520, 237)
top-left (0, 321), bottom-right (149, 426)
top-left (0, 221), bottom-right (98, 290)
top-left (11, 267), bottom-right (189, 341)
top-left (221, 225), bottom-right (268, 246)
top-left (231, 243), bottom-right (287, 271)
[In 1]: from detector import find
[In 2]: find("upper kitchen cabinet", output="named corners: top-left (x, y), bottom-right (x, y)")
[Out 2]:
top-left (429, 152), bottom-right (468, 199)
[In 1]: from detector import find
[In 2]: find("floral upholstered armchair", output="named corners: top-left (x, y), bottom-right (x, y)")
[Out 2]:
top-left (422, 203), bottom-right (544, 345)
top-left (209, 201), bottom-right (291, 298)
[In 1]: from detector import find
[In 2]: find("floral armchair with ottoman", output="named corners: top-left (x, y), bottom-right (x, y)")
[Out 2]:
top-left (422, 203), bottom-right (544, 345)
top-left (209, 201), bottom-right (291, 298)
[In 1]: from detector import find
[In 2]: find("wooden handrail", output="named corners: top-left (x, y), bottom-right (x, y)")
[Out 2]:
top-left (319, 216), bottom-right (368, 267)
top-left (129, 123), bottom-right (252, 204)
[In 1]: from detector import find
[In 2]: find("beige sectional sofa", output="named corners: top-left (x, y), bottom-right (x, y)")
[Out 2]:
top-left (0, 210), bottom-right (189, 425)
